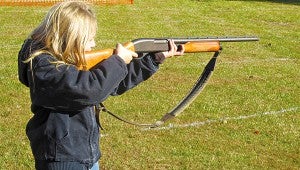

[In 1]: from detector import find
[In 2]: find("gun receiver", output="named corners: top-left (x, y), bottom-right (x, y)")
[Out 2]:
top-left (81, 36), bottom-right (259, 70)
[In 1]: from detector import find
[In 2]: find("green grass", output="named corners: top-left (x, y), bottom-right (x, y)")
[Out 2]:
top-left (0, 0), bottom-right (299, 169)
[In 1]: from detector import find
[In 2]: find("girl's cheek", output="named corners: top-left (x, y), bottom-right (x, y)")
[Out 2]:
top-left (85, 40), bottom-right (96, 52)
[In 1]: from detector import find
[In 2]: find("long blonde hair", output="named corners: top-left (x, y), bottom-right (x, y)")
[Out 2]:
top-left (26, 1), bottom-right (97, 70)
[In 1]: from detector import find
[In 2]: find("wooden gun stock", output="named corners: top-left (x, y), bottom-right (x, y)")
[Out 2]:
top-left (80, 41), bottom-right (135, 70)
top-left (81, 36), bottom-right (259, 70)
top-left (81, 49), bottom-right (113, 70)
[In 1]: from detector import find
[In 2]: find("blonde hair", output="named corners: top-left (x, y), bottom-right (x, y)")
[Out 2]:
top-left (25, 1), bottom-right (97, 70)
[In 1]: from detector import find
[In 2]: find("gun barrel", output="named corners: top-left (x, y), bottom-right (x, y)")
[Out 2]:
top-left (171, 36), bottom-right (259, 43)
top-left (204, 36), bottom-right (259, 42)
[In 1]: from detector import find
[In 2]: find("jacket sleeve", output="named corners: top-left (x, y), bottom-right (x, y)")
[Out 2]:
top-left (28, 54), bottom-right (128, 111)
top-left (111, 52), bottom-right (165, 95)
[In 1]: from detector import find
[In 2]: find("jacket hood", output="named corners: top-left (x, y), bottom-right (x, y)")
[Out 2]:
top-left (18, 39), bottom-right (43, 87)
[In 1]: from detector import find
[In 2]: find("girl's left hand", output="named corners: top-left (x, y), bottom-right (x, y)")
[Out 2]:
top-left (162, 39), bottom-right (185, 58)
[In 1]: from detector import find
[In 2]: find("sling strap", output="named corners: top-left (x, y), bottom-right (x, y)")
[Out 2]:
top-left (99, 50), bottom-right (222, 128)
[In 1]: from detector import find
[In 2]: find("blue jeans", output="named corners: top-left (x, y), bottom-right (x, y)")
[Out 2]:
top-left (90, 162), bottom-right (99, 170)
top-left (35, 160), bottom-right (99, 170)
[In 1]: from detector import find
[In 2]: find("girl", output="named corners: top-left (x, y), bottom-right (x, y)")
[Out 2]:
top-left (18, 1), bottom-right (184, 170)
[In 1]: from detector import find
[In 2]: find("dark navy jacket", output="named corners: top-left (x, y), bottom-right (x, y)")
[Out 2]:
top-left (18, 39), bottom-right (165, 167)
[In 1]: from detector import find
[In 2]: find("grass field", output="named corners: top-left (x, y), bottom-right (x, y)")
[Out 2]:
top-left (0, 0), bottom-right (299, 169)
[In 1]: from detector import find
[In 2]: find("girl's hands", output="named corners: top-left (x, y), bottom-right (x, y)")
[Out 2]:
top-left (114, 43), bottom-right (138, 64)
top-left (114, 39), bottom-right (184, 64)
top-left (162, 39), bottom-right (185, 58)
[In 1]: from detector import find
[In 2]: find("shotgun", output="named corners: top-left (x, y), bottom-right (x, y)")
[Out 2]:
top-left (82, 36), bottom-right (259, 70)
top-left (88, 36), bottom-right (259, 127)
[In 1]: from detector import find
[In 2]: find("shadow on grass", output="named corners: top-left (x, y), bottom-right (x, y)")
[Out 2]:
top-left (192, 0), bottom-right (300, 5)
top-left (234, 0), bottom-right (299, 5)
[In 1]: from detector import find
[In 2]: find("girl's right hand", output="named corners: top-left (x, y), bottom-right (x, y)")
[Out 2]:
top-left (114, 43), bottom-right (138, 64)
